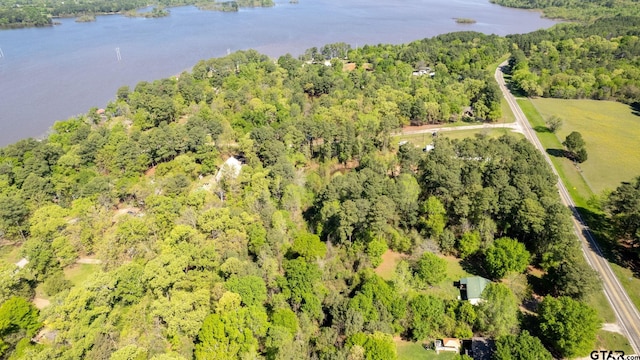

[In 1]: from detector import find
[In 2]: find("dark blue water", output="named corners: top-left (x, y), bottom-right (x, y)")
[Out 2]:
top-left (0, 0), bottom-right (556, 146)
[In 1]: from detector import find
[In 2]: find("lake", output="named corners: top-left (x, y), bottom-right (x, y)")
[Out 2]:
top-left (0, 0), bottom-right (557, 146)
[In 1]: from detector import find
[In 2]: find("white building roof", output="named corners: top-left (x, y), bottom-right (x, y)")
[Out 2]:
top-left (215, 157), bottom-right (243, 182)
top-left (15, 258), bottom-right (28, 269)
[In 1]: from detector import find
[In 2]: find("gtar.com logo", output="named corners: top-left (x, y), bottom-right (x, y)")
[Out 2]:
top-left (590, 350), bottom-right (640, 360)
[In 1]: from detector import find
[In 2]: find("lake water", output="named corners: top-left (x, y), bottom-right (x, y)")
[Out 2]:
top-left (0, 0), bottom-right (556, 146)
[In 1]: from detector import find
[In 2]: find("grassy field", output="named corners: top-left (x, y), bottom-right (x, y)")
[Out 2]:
top-left (375, 250), bottom-right (405, 280)
top-left (396, 339), bottom-right (457, 360)
top-left (500, 95), bottom-right (516, 124)
top-left (374, 252), bottom-right (471, 300)
top-left (586, 291), bottom-right (617, 323)
top-left (398, 127), bottom-right (523, 148)
top-left (0, 244), bottom-right (22, 264)
top-left (530, 98), bottom-right (640, 195)
top-left (64, 263), bottom-right (100, 287)
top-left (517, 99), bottom-right (594, 207)
top-left (596, 330), bottom-right (633, 355)
top-left (426, 256), bottom-right (472, 300)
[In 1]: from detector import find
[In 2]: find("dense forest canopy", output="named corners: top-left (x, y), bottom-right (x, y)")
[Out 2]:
top-left (0, 0), bottom-right (273, 28)
top-left (1, 19), bottom-right (635, 359)
top-left (506, 16), bottom-right (640, 103)
top-left (490, 0), bottom-right (640, 21)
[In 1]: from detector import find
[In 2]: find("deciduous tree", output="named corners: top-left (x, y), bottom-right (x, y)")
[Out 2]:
top-left (476, 283), bottom-right (519, 337)
top-left (414, 252), bottom-right (446, 287)
top-left (494, 330), bottom-right (552, 360)
top-left (563, 131), bottom-right (587, 163)
top-left (485, 237), bottom-right (530, 279)
top-left (538, 296), bottom-right (600, 358)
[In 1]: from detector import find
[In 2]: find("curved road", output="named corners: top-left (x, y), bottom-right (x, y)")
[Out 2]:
top-left (495, 62), bottom-right (640, 355)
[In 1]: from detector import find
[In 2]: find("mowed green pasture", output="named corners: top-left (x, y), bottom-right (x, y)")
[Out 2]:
top-left (518, 99), bottom-right (594, 206)
top-left (596, 330), bottom-right (633, 355)
top-left (64, 263), bottom-right (100, 287)
top-left (530, 98), bottom-right (640, 194)
top-left (398, 128), bottom-right (522, 148)
top-left (0, 245), bottom-right (22, 264)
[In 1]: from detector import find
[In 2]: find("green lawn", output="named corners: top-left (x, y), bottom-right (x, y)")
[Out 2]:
top-left (425, 256), bottom-right (473, 300)
top-left (375, 250), bottom-right (405, 281)
top-left (517, 99), bottom-right (594, 207)
top-left (64, 263), bottom-right (100, 287)
top-left (596, 330), bottom-right (633, 355)
top-left (500, 95), bottom-right (516, 124)
top-left (375, 251), bottom-right (471, 300)
top-left (586, 291), bottom-right (617, 323)
top-left (439, 128), bottom-right (522, 142)
top-left (0, 244), bottom-right (22, 265)
top-left (396, 339), bottom-right (457, 360)
top-left (398, 127), bottom-right (522, 148)
top-left (530, 98), bottom-right (640, 195)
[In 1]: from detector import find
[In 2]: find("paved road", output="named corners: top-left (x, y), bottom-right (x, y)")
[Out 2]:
top-left (495, 62), bottom-right (640, 355)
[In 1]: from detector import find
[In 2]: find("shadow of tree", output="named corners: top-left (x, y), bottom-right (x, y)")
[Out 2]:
top-left (631, 102), bottom-right (640, 117)
top-left (505, 83), bottom-right (528, 98)
top-left (629, 101), bottom-right (640, 116)
top-left (520, 313), bottom-right (541, 336)
top-left (534, 125), bottom-right (551, 133)
top-left (546, 148), bottom-right (565, 158)
top-left (526, 273), bottom-right (550, 297)
top-left (460, 253), bottom-right (491, 279)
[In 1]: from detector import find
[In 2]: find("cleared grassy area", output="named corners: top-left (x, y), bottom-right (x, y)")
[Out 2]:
top-left (398, 128), bottom-right (522, 147)
top-left (500, 95), bottom-right (516, 124)
top-left (64, 263), bottom-right (100, 287)
top-left (517, 99), bottom-right (593, 207)
top-left (396, 339), bottom-right (457, 360)
top-left (426, 256), bottom-right (473, 300)
top-left (530, 99), bottom-right (640, 195)
top-left (375, 250), bottom-right (405, 281)
top-left (596, 330), bottom-right (633, 355)
top-left (0, 244), bottom-right (22, 264)
top-left (440, 128), bottom-right (522, 142)
top-left (586, 291), bottom-right (617, 323)
top-left (375, 252), bottom-right (471, 300)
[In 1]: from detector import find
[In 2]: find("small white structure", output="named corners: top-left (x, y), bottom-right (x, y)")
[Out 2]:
top-left (215, 157), bottom-right (243, 182)
top-left (435, 338), bottom-right (461, 354)
top-left (412, 67), bottom-right (435, 77)
top-left (15, 258), bottom-right (28, 269)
